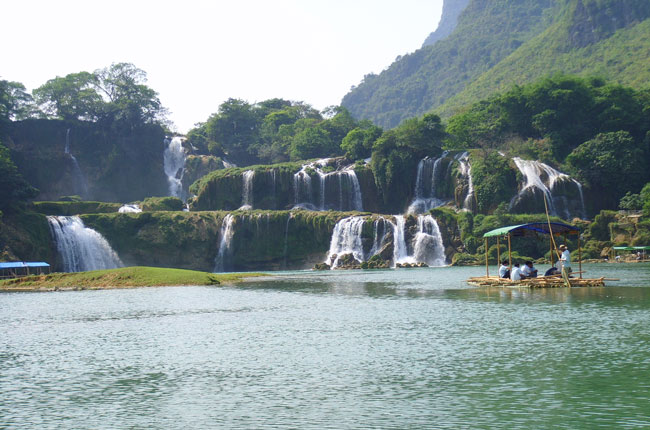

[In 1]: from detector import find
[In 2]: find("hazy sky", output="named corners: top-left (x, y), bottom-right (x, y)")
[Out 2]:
top-left (4, 0), bottom-right (443, 132)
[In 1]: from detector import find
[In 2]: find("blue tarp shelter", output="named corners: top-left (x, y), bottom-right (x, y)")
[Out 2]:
top-left (0, 262), bottom-right (51, 279)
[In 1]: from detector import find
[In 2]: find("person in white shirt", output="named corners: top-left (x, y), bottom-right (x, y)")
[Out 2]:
top-left (510, 263), bottom-right (522, 281)
top-left (521, 261), bottom-right (538, 278)
top-left (559, 245), bottom-right (572, 274)
top-left (499, 260), bottom-right (510, 279)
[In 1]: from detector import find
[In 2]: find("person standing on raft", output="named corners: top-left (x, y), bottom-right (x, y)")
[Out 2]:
top-left (558, 244), bottom-right (572, 274)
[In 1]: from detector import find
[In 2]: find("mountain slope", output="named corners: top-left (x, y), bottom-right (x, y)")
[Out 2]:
top-left (438, 1), bottom-right (650, 116)
top-left (342, 0), bottom-right (559, 129)
top-left (342, 0), bottom-right (650, 128)
top-left (422, 0), bottom-right (470, 47)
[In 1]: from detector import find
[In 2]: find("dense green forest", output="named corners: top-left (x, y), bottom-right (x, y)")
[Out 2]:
top-left (342, 0), bottom-right (650, 129)
top-left (185, 99), bottom-right (381, 166)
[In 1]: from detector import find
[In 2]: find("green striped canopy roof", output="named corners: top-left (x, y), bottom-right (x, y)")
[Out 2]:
top-left (483, 222), bottom-right (580, 238)
top-left (613, 246), bottom-right (650, 250)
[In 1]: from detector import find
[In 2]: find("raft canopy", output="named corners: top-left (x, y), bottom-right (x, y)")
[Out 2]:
top-left (483, 222), bottom-right (580, 238)
top-left (613, 246), bottom-right (650, 250)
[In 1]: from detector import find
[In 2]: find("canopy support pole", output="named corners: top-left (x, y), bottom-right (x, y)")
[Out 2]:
top-left (497, 236), bottom-right (501, 271)
top-left (578, 235), bottom-right (582, 279)
top-left (485, 237), bottom-right (489, 277)
top-left (508, 234), bottom-right (512, 272)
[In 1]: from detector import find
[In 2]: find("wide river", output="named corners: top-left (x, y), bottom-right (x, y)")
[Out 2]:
top-left (1, 263), bottom-right (650, 429)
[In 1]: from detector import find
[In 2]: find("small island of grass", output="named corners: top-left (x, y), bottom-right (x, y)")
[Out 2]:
top-left (0, 266), bottom-right (267, 292)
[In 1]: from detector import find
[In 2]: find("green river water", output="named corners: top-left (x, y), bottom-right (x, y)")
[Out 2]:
top-left (1, 263), bottom-right (649, 429)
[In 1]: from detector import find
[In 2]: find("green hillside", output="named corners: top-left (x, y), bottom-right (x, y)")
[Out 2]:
top-left (440, 1), bottom-right (650, 116)
top-left (342, 0), bottom-right (650, 128)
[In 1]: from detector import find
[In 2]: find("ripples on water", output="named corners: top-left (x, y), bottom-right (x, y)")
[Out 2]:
top-left (1, 264), bottom-right (649, 429)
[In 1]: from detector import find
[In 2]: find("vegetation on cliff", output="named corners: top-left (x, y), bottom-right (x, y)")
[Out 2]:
top-left (185, 99), bottom-right (370, 166)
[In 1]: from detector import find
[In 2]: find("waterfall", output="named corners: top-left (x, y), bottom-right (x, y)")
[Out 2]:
top-left (214, 214), bottom-right (235, 272)
top-left (368, 217), bottom-right (391, 257)
top-left (118, 204), bottom-right (142, 213)
top-left (392, 215), bottom-right (446, 267)
top-left (408, 152), bottom-right (449, 214)
top-left (293, 159), bottom-right (363, 211)
top-left (164, 136), bottom-right (186, 200)
top-left (323, 214), bottom-right (447, 269)
top-left (392, 215), bottom-right (410, 265)
top-left (509, 157), bottom-right (585, 219)
top-left (325, 217), bottom-right (365, 268)
top-left (64, 128), bottom-right (89, 198)
top-left (47, 216), bottom-right (123, 272)
top-left (457, 152), bottom-right (474, 211)
top-left (240, 170), bottom-right (254, 210)
top-left (413, 215), bottom-right (447, 266)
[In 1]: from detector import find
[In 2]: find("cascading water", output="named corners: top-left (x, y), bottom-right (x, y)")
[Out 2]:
top-left (240, 170), bottom-right (255, 210)
top-left (325, 217), bottom-right (365, 268)
top-left (509, 157), bottom-right (586, 219)
top-left (368, 217), bottom-right (391, 257)
top-left (293, 159), bottom-right (363, 211)
top-left (47, 216), bottom-right (123, 272)
top-left (214, 214), bottom-right (235, 272)
top-left (118, 204), bottom-right (142, 213)
top-left (408, 153), bottom-right (449, 214)
top-left (457, 152), bottom-right (474, 211)
top-left (391, 215), bottom-right (446, 267)
top-left (164, 136), bottom-right (186, 200)
top-left (392, 215), bottom-right (410, 265)
top-left (412, 215), bottom-right (447, 266)
top-left (64, 128), bottom-right (89, 198)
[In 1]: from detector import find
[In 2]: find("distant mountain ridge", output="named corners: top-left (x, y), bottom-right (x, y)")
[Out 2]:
top-left (422, 0), bottom-right (470, 47)
top-left (342, 0), bottom-right (650, 129)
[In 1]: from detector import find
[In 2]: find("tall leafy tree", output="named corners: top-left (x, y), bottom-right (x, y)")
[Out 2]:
top-left (0, 80), bottom-right (34, 122)
top-left (33, 72), bottom-right (102, 121)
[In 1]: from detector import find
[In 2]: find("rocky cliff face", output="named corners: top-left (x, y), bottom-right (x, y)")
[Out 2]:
top-left (422, 0), bottom-right (471, 47)
top-left (4, 119), bottom-right (168, 202)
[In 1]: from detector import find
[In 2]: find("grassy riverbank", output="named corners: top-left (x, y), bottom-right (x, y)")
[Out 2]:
top-left (0, 266), bottom-right (267, 292)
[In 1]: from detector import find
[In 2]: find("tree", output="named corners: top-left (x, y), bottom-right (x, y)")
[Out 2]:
top-left (33, 63), bottom-right (167, 128)
top-left (0, 140), bottom-right (37, 209)
top-left (0, 80), bottom-right (34, 122)
top-left (341, 123), bottom-right (382, 160)
top-left (289, 127), bottom-right (333, 160)
top-left (94, 63), bottom-right (166, 127)
top-left (567, 131), bottom-right (646, 207)
top-left (33, 72), bottom-right (102, 121)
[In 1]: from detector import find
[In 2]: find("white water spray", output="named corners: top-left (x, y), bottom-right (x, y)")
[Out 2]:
top-left (118, 204), bottom-right (142, 213)
top-left (457, 152), bottom-right (474, 211)
top-left (325, 217), bottom-right (365, 268)
top-left (509, 157), bottom-right (585, 218)
top-left (214, 214), bottom-right (235, 272)
top-left (47, 216), bottom-right (123, 272)
top-left (164, 137), bottom-right (186, 200)
top-left (240, 170), bottom-right (255, 210)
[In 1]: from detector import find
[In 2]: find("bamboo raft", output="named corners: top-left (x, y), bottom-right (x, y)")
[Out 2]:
top-left (467, 275), bottom-right (607, 288)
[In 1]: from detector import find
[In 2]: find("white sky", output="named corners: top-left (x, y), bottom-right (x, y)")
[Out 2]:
top-left (3, 0), bottom-right (443, 132)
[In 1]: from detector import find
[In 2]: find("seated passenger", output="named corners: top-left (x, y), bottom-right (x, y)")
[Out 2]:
top-left (544, 266), bottom-right (560, 277)
top-left (510, 263), bottom-right (523, 281)
top-left (521, 261), bottom-right (538, 278)
top-left (498, 260), bottom-right (510, 279)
